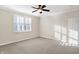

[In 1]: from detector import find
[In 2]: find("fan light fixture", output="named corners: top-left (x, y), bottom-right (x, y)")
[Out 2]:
top-left (32, 5), bottom-right (50, 14)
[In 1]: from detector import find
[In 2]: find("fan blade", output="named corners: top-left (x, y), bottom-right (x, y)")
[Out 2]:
top-left (32, 6), bottom-right (39, 9)
top-left (38, 5), bottom-right (41, 8)
top-left (42, 9), bottom-right (50, 12)
top-left (32, 10), bottom-right (38, 13)
top-left (42, 5), bottom-right (46, 8)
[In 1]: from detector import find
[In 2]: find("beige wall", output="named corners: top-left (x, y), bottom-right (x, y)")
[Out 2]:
top-left (40, 10), bottom-right (79, 46)
top-left (0, 9), bottom-right (40, 45)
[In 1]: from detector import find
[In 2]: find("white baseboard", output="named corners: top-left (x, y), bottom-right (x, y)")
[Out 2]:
top-left (40, 34), bottom-right (54, 40)
top-left (0, 34), bottom-right (54, 46)
top-left (0, 36), bottom-right (39, 46)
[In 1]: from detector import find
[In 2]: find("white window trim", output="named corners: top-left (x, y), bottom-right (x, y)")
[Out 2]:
top-left (13, 15), bottom-right (32, 32)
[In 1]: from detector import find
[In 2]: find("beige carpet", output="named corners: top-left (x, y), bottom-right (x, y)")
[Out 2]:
top-left (0, 37), bottom-right (79, 54)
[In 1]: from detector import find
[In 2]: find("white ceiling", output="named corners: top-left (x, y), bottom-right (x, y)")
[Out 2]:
top-left (0, 5), bottom-right (79, 17)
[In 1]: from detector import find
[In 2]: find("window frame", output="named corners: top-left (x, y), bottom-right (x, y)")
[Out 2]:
top-left (13, 14), bottom-right (32, 32)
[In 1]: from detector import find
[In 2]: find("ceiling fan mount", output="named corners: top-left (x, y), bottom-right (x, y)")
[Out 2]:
top-left (32, 5), bottom-right (50, 14)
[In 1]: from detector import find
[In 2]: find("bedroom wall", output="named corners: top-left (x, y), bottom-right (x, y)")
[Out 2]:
top-left (0, 9), bottom-right (40, 46)
top-left (40, 10), bottom-right (79, 46)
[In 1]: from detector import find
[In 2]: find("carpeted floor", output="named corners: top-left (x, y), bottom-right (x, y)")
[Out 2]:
top-left (0, 37), bottom-right (79, 54)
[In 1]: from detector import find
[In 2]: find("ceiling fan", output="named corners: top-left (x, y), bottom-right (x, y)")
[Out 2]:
top-left (32, 5), bottom-right (50, 14)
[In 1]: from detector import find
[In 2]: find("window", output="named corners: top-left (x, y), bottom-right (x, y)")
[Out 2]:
top-left (13, 15), bottom-right (32, 32)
